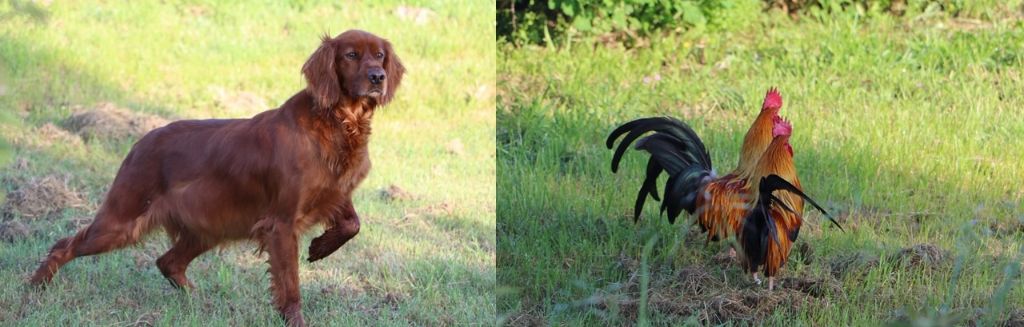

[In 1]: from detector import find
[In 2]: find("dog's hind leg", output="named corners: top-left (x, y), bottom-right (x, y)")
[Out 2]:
top-left (29, 193), bottom-right (155, 285)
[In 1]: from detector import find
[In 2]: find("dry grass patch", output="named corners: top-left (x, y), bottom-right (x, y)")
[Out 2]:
top-left (2, 174), bottom-right (86, 219)
top-left (889, 244), bottom-right (950, 269)
top-left (829, 251), bottom-right (881, 278)
top-left (63, 102), bottom-right (169, 141)
top-left (0, 220), bottom-right (31, 242)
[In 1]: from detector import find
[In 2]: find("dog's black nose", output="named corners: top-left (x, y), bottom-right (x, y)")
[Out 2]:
top-left (368, 68), bottom-right (386, 85)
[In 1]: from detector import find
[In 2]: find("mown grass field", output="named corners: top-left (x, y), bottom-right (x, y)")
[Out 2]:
top-left (498, 6), bottom-right (1024, 326)
top-left (0, 1), bottom-right (494, 326)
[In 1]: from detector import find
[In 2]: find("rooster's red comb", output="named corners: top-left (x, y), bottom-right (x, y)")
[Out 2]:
top-left (772, 115), bottom-right (792, 137)
top-left (762, 87), bottom-right (782, 110)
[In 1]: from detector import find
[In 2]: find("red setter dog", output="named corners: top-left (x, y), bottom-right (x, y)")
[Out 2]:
top-left (29, 30), bottom-right (404, 326)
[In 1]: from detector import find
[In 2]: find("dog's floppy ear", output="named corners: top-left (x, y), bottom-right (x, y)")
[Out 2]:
top-left (302, 34), bottom-right (340, 110)
top-left (380, 39), bottom-right (405, 106)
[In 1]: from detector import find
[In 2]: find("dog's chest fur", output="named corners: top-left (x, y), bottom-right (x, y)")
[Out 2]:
top-left (299, 104), bottom-right (374, 219)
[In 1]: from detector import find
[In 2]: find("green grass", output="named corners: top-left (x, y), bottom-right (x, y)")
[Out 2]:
top-left (0, 1), bottom-right (494, 326)
top-left (497, 8), bottom-right (1024, 326)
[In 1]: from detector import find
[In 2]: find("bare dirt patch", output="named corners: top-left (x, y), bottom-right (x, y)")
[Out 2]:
top-left (644, 287), bottom-right (824, 324)
top-left (2, 174), bottom-right (86, 219)
top-left (829, 251), bottom-right (880, 278)
top-left (400, 202), bottom-right (456, 224)
top-left (63, 102), bottom-right (169, 141)
top-left (888, 307), bottom-right (1004, 327)
top-left (796, 242), bottom-right (814, 265)
top-left (321, 283), bottom-right (368, 298)
top-left (445, 138), bottom-right (465, 156)
top-left (35, 123), bottom-right (83, 148)
top-left (1006, 309), bottom-right (1024, 326)
top-left (707, 289), bottom-right (822, 323)
top-left (588, 263), bottom-right (831, 324)
top-left (504, 310), bottom-right (545, 327)
top-left (471, 84), bottom-right (494, 102)
top-left (0, 220), bottom-right (32, 242)
top-left (989, 219), bottom-right (1024, 238)
top-left (379, 184), bottom-right (416, 202)
top-left (394, 6), bottom-right (435, 25)
top-left (321, 280), bottom-right (406, 318)
top-left (831, 206), bottom-right (934, 234)
top-left (213, 89), bottom-right (268, 115)
top-left (124, 311), bottom-right (161, 327)
top-left (888, 244), bottom-right (950, 269)
top-left (778, 276), bottom-right (843, 297)
top-left (675, 265), bottom-right (723, 296)
top-left (63, 215), bottom-right (92, 231)
top-left (711, 249), bottom-right (737, 266)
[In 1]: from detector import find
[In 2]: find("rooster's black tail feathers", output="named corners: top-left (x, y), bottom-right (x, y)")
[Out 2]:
top-left (757, 175), bottom-right (843, 232)
top-left (607, 117), bottom-right (714, 223)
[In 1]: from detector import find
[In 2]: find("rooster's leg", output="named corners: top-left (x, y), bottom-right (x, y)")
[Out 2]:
top-left (768, 277), bottom-right (775, 291)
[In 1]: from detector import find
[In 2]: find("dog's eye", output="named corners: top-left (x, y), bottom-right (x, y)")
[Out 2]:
top-left (375, 52), bottom-right (384, 59)
top-left (345, 52), bottom-right (358, 59)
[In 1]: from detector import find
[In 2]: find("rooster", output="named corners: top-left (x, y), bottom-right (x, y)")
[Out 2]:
top-left (606, 88), bottom-right (785, 243)
top-left (607, 88), bottom-right (843, 290)
top-left (738, 119), bottom-right (843, 290)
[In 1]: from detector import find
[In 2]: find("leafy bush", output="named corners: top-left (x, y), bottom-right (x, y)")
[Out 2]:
top-left (498, 0), bottom-right (761, 47)
top-left (497, 0), bottom-right (1024, 46)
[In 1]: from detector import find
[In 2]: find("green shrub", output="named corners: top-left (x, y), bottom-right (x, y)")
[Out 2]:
top-left (498, 0), bottom-right (762, 47)
top-left (497, 0), bottom-right (1024, 46)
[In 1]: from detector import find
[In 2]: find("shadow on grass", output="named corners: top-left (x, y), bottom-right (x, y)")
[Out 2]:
top-left (0, 31), bottom-right (185, 191)
top-left (0, 1), bottom-right (50, 24)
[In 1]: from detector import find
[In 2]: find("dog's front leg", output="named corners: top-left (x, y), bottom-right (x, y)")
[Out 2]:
top-left (265, 220), bottom-right (306, 327)
top-left (307, 198), bottom-right (360, 262)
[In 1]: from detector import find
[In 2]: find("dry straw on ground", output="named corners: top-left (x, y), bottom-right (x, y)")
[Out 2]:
top-left (829, 251), bottom-right (880, 278)
top-left (34, 122), bottom-right (83, 147)
top-left (2, 174), bottom-right (86, 219)
top-left (0, 220), bottom-right (31, 242)
top-left (380, 184), bottom-right (416, 202)
top-left (889, 243), bottom-right (950, 269)
top-left (580, 263), bottom-right (836, 325)
top-left (63, 102), bottom-right (169, 140)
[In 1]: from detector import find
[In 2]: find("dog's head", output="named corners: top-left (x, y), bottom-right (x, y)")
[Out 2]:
top-left (302, 30), bottom-right (405, 110)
